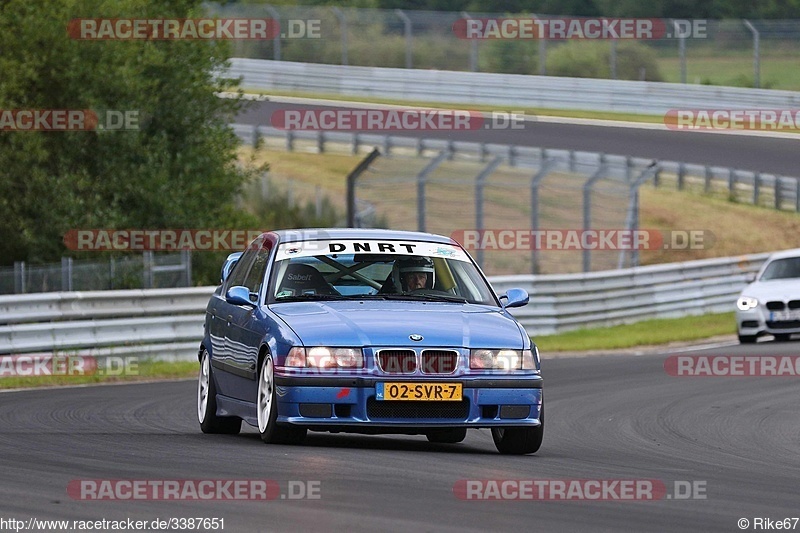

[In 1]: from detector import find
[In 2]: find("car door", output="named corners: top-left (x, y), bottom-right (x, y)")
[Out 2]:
top-left (212, 239), bottom-right (260, 399)
top-left (225, 239), bottom-right (273, 401)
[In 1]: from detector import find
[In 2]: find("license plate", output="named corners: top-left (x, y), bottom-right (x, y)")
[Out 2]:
top-left (770, 310), bottom-right (800, 322)
top-left (376, 382), bottom-right (462, 401)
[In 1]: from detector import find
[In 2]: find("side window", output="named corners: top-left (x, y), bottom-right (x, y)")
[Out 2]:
top-left (225, 239), bottom-right (262, 290)
top-left (242, 247), bottom-right (272, 302)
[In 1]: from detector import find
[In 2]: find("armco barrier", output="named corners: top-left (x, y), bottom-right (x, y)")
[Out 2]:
top-left (0, 253), bottom-right (769, 361)
top-left (229, 58), bottom-right (800, 115)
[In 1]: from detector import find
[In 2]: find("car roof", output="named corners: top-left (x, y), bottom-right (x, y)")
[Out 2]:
top-left (767, 248), bottom-right (800, 261)
top-left (269, 228), bottom-right (457, 245)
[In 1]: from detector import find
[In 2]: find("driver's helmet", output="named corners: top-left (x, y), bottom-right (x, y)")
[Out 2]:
top-left (392, 256), bottom-right (435, 292)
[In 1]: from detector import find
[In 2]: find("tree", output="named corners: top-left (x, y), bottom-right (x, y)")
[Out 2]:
top-left (0, 0), bottom-right (254, 265)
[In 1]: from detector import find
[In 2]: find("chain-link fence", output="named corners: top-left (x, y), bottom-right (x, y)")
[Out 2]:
top-left (0, 252), bottom-right (192, 295)
top-left (207, 3), bottom-right (800, 89)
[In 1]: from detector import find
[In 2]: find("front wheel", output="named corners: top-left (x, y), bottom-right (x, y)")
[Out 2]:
top-left (491, 407), bottom-right (543, 455)
top-left (198, 350), bottom-right (241, 434)
top-left (257, 354), bottom-right (306, 445)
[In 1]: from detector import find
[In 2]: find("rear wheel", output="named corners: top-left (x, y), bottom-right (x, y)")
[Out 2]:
top-left (426, 428), bottom-right (467, 444)
top-left (257, 354), bottom-right (306, 445)
top-left (492, 407), bottom-right (543, 455)
top-left (738, 334), bottom-right (757, 344)
top-left (198, 350), bottom-right (241, 434)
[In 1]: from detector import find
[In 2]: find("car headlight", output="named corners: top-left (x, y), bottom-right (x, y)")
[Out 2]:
top-left (470, 349), bottom-right (538, 372)
top-left (285, 347), bottom-right (364, 369)
top-left (737, 296), bottom-right (758, 311)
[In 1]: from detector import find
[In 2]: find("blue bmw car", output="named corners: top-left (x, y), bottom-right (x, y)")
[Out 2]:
top-left (197, 228), bottom-right (543, 454)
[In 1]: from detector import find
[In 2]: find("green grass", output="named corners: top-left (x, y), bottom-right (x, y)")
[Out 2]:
top-left (0, 360), bottom-right (198, 390)
top-left (241, 88), bottom-right (665, 124)
top-left (533, 312), bottom-right (736, 352)
top-left (659, 55), bottom-right (800, 90)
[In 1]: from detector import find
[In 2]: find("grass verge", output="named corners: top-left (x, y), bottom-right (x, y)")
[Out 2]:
top-left (533, 312), bottom-right (736, 352)
top-left (242, 88), bottom-right (665, 124)
top-left (0, 360), bottom-right (198, 390)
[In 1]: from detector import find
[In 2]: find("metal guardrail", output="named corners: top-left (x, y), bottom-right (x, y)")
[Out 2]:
top-left (233, 124), bottom-right (800, 213)
top-left (0, 252), bottom-right (769, 360)
top-left (229, 58), bottom-right (800, 115)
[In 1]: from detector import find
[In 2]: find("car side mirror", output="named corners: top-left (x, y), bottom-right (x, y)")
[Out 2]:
top-left (226, 286), bottom-right (255, 307)
top-left (501, 288), bottom-right (529, 309)
top-left (745, 272), bottom-right (756, 283)
top-left (220, 252), bottom-right (243, 284)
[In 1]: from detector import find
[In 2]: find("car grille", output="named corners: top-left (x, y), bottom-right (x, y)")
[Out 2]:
top-left (366, 398), bottom-right (470, 420)
top-left (377, 350), bottom-right (416, 374)
top-left (766, 301), bottom-right (786, 311)
top-left (767, 321), bottom-right (800, 329)
top-left (420, 350), bottom-right (458, 374)
top-left (789, 300), bottom-right (800, 310)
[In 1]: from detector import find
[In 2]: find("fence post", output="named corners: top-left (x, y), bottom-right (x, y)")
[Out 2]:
top-left (674, 20), bottom-right (687, 84)
top-left (109, 257), bottom-right (116, 290)
top-left (395, 9), bottom-right (413, 69)
top-left (582, 155), bottom-right (608, 273)
top-left (729, 168), bottom-right (736, 199)
top-left (286, 130), bottom-right (294, 151)
top-left (14, 261), bottom-right (26, 294)
top-left (538, 35), bottom-right (547, 75)
top-left (774, 176), bottom-right (782, 210)
top-left (264, 5), bottom-right (281, 61)
top-left (743, 20), bottom-right (760, 88)
top-left (531, 153), bottom-right (555, 274)
top-left (610, 40), bottom-right (617, 80)
top-left (416, 150), bottom-right (450, 232)
top-left (182, 250), bottom-right (192, 287)
top-left (346, 147), bottom-right (381, 227)
top-left (461, 12), bottom-right (478, 72)
top-left (677, 162), bottom-right (685, 190)
top-left (143, 252), bottom-right (153, 289)
top-left (474, 157), bottom-right (503, 268)
top-left (61, 257), bottom-right (73, 292)
top-left (331, 7), bottom-right (348, 66)
top-left (753, 172), bottom-right (761, 205)
top-left (317, 131), bottom-right (325, 153)
top-left (704, 165), bottom-right (712, 193)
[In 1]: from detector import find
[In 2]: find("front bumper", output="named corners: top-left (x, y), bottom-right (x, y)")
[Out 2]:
top-left (737, 307), bottom-right (800, 337)
top-left (273, 375), bottom-right (543, 429)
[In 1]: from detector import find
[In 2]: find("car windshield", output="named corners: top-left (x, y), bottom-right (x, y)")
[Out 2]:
top-left (268, 239), bottom-right (497, 306)
top-left (760, 257), bottom-right (800, 281)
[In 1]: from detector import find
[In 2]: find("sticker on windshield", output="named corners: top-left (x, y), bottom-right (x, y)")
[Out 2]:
top-left (275, 239), bottom-right (470, 262)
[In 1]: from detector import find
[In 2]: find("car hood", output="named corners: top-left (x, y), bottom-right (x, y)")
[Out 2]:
top-left (270, 301), bottom-right (526, 348)
top-left (743, 279), bottom-right (800, 300)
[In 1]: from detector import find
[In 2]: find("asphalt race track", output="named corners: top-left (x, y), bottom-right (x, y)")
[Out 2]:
top-left (237, 100), bottom-right (800, 176)
top-left (2, 340), bottom-right (799, 532)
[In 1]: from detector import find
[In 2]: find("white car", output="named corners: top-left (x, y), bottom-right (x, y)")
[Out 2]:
top-left (736, 248), bottom-right (800, 343)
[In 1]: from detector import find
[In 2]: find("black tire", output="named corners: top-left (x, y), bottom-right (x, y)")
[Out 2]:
top-left (257, 354), bottom-right (307, 445)
top-left (198, 350), bottom-right (241, 435)
top-left (774, 334), bottom-right (792, 342)
top-left (426, 428), bottom-right (467, 444)
top-left (491, 407), bottom-right (543, 455)
top-left (738, 334), bottom-right (758, 344)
